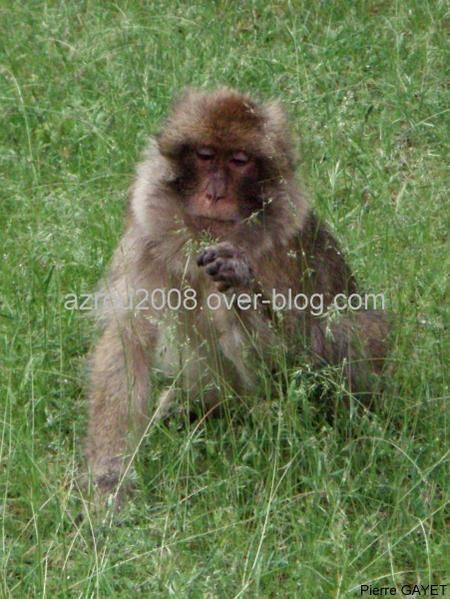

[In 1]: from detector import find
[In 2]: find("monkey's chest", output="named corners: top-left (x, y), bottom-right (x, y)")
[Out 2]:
top-left (156, 302), bottom-right (268, 390)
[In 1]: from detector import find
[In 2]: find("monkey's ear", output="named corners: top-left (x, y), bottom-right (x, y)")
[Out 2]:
top-left (263, 99), bottom-right (290, 136)
top-left (263, 99), bottom-right (298, 171)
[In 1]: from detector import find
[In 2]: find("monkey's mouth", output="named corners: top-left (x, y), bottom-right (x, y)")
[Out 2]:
top-left (185, 214), bottom-right (240, 231)
top-left (195, 215), bottom-right (238, 224)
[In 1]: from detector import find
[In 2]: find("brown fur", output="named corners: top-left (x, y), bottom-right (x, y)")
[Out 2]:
top-left (86, 87), bottom-right (389, 499)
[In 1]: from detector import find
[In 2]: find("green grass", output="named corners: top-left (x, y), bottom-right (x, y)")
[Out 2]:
top-left (0, 1), bottom-right (448, 596)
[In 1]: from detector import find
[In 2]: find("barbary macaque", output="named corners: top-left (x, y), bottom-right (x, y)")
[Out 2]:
top-left (86, 87), bottom-right (389, 497)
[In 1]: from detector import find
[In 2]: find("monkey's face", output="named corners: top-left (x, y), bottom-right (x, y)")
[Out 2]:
top-left (156, 88), bottom-right (293, 236)
top-left (183, 145), bottom-right (263, 231)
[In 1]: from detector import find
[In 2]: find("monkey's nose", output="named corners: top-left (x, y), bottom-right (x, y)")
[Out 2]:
top-left (206, 176), bottom-right (227, 201)
top-left (207, 191), bottom-right (226, 202)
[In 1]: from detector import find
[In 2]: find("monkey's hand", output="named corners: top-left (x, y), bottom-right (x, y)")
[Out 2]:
top-left (197, 242), bottom-right (254, 292)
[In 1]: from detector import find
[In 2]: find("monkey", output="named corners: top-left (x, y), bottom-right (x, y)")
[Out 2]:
top-left (85, 87), bottom-right (389, 499)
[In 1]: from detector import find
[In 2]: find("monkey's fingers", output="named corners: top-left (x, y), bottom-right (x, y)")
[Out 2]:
top-left (197, 247), bottom-right (217, 266)
top-left (212, 267), bottom-right (241, 289)
top-left (205, 258), bottom-right (224, 276)
top-left (197, 243), bottom-right (237, 267)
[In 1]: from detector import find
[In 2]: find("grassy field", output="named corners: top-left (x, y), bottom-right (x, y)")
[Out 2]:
top-left (0, 1), bottom-right (448, 596)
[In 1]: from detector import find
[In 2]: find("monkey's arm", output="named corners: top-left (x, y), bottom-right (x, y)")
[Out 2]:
top-left (197, 235), bottom-right (390, 397)
top-left (301, 216), bottom-right (390, 395)
top-left (310, 310), bottom-right (390, 397)
top-left (86, 317), bottom-right (157, 494)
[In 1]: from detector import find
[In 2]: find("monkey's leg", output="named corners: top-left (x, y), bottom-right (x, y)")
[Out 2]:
top-left (310, 310), bottom-right (390, 397)
top-left (86, 319), bottom-right (156, 493)
top-left (154, 387), bottom-right (223, 426)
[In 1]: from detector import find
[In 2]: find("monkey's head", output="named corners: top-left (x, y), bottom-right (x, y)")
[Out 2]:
top-left (131, 88), bottom-right (308, 268)
top-left (156, 87), bottom-right (299, 236)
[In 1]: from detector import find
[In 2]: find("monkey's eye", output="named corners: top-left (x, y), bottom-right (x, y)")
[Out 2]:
top-left (230, 151), bottom-right (250, 166)
top-left (196, 146), bottom-right (215, 161)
